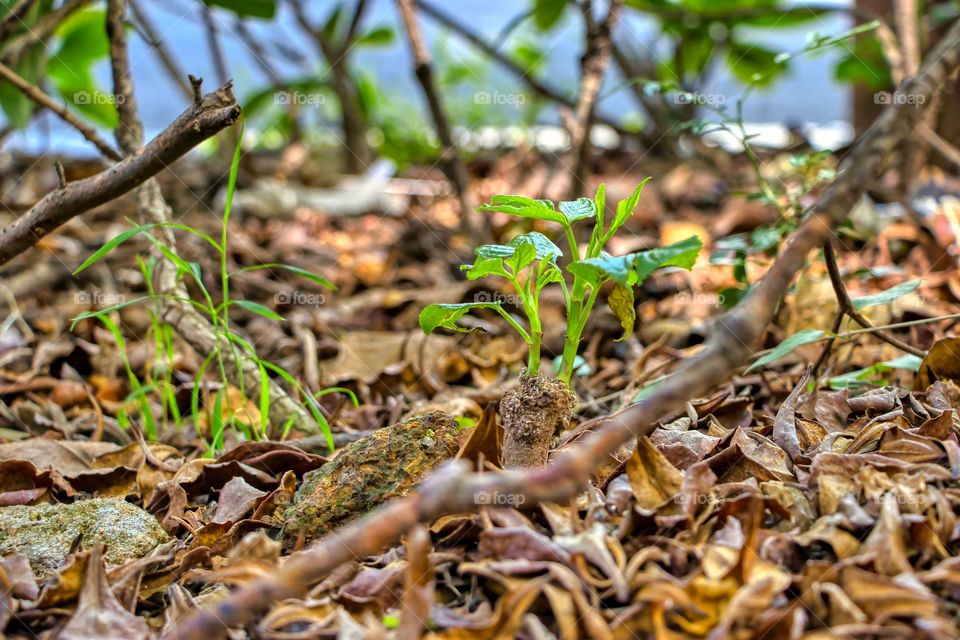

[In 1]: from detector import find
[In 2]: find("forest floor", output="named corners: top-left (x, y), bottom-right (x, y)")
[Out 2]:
top-left (1, 141), bottom-right (960, 638)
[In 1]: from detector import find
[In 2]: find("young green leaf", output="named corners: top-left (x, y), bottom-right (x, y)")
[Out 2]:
top-left (74, 224), bottom-right (155, 274)
top-left (607, 177), bottom-right (651, 238)
top-left (828, 353), bottom-right (922, 389)
top-left (478, 195), bottom-right (566, 225)
top-left (851, 279), bottom-right (921, 310)
top-left (468, 233), bottom-right (562, 278)
top-left (567, 252), bottom-right (634, 287)
top-left (747, 329), bottom-right (826, 372)
top-left (593, 184), bottom-right (606, 228)
top-left (239, 263), bottom-right (336, 289)
top-left (233, 300), bottom-right (285, 322)
top-left (558, 198), bottom-right (596, 224)
top-left (463, 256), bottom-right (510, 280)
top-left (633, 235), bottom-right (703, 283)
top-left (419, 302), bottom-right (508, 335)
top-left (510, 231), bottom-right (562, 261)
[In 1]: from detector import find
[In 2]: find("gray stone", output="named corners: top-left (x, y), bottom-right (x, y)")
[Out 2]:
top-left (0, 499), bottom-right (169, 579)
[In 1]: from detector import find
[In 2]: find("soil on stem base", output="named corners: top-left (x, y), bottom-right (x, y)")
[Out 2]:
top-left (500, 373), bottom-right (575, 469)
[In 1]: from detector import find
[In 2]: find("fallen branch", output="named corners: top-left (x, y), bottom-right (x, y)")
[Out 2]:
top-left (168, 17), bottom-right (960, 640)
top-left (0, 83), bottom-right (240, 267)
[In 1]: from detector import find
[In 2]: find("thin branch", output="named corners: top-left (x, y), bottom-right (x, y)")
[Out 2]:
top-left (0, 0), bottom-right (39, 42)
top-left (128, 0), bottom-right (193, 99)
top-left (0, 0), bottom-right (89, 64)
top-left (166, 16), bottom-right (960, 640)
top-left (0, 83), bottom-right (240, 266)
top-left (562, 0), bottom-right (622, 199)
top-left (343, 0), bottom-right (369, 48)
top-left (918, 122), bottom-right (960, 169)
top-left (396, 0), bottom-right (476, 235)
top-left (823, 240), bottom-right (926, 357)
top-left (0, 59), bottom-right (120, 160)
top-left (291, 0), bottom-right (373, 172)
top-left (201, 4), bottom-right (230, 86)
top-left (417, 0), bottom-right (648, 147)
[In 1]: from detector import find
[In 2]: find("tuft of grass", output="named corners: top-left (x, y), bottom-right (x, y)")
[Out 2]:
top-left (71, 126), bottom-right (340, 455)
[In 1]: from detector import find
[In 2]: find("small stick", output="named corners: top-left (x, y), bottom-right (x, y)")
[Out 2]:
top-left (54, 160), bottom-right (66, 189)
top-left (188, 75), bottom-right (203, 106)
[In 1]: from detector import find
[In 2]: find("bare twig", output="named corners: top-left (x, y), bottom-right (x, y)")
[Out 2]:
top-left (200, 4), bottom-right (229, 86)
top-left (1, 0), bottom-right (89, 64)
top-left (823, 241), bottom-right (926, 360)
top-left (0, 84), bottom-right (239, 267)
top-left (292, 0), bottom-right (373, 172)
top-left (895, 0), bottom-right (932, 186)
top-left (561, 0), bottom-right (622, 199)
top-left (128, 0), bottom-right (192, 99)
top-left (167, 17), bottom-right (960, 640)
top-left (396, 0), bottom-right (477, 236)
top-left (418, 0), bottom-right (650, 148)
top-left (0, 0), bottom-right (38, 42)
top-left (918, 122), bottom-right (960, 169)
top-left (0, 59), bottom-right (121, 160)
top-left (54, 160), bottom-right (66, 189)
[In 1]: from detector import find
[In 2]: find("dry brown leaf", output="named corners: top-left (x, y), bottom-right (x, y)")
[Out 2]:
top-left (626, 436), bottom-right (683, 511)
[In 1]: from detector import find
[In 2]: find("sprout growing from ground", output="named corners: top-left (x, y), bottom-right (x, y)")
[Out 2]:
top-left (421, 181), bottom-right (702, 467)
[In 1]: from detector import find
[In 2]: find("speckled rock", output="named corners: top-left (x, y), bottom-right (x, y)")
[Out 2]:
top-left (281, 411), bottom-right (460, 544)
top-left (0, 499), bottom-right (170, 579)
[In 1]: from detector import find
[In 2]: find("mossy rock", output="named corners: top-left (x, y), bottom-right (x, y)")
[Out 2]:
top-left (0, 498), bottom-right (170, 579)
top-left (282, 411), bottom-right (459, 544)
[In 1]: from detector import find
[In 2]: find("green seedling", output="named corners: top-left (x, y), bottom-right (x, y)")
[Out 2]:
top-left (420, 181), bottom-right (703, 384)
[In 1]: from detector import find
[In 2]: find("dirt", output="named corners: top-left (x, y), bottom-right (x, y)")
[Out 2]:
top-left (500, 373), bottom-right (576, 468)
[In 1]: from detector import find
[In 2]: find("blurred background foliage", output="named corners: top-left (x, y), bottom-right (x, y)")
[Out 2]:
top-left (0, 0), bottom-right (957, 169)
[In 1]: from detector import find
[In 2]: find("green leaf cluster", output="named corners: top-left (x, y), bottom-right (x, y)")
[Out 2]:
top-left (420, 181), bottom-right (703, 384)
